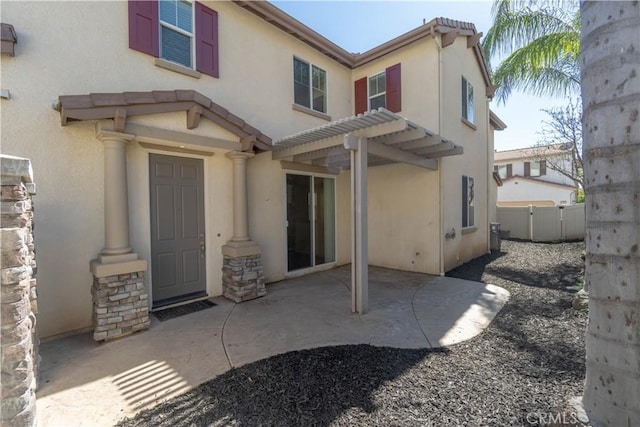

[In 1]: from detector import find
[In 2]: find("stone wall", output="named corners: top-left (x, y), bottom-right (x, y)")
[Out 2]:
top-left (91, 271), bottom-right (150, 341)
top-left (222, 254), bottom-right (266, 302)
top-left (1, 155), bottom-right (38, 427)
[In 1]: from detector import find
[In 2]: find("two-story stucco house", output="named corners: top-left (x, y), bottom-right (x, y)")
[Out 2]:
top-left (494, 144), bottom-right (579, 207)
top-left (1, 0), bottom-right (505, 341)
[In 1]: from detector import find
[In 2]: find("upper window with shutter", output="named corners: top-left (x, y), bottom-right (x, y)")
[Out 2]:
top-left (496, 164), bottom-right (512, 179)
top-left (129, 0), bottom-right (219, 78)
top-left (525, 160), bottom-right (546, 177)
top-left (354, 63), bottom-right (401, 114)
top-left (368, 72), bottom-right (386, 110)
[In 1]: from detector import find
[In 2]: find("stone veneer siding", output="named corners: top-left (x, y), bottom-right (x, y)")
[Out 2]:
top-left (91, 271), bottom-right (150, 341)
top-left (222, 254), bottom-right (266, 302)
top-left (1, 160), bottom-right (38, 427)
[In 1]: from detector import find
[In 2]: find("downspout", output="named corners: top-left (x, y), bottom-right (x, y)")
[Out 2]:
top-left (486, 100), bottom-right (491, 254)
top-left (433, 29), bottom-right (445, 276)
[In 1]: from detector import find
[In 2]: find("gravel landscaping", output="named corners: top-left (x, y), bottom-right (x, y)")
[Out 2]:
top-left (117, 240), bottom-right (587, 427)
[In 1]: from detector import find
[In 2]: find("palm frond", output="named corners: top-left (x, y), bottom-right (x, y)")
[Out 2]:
top-left (492, 44), bottom-right (580, 103)
top-left (483, 5), bottom-right (578, 61)
top-left (483, 0), bottom-right (580, 102)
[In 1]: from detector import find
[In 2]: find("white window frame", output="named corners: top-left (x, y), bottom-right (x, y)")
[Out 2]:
top-left (293, 57), bottom-right (328, 114)
top-left (462, 76), bottom-right (474, 124)
top-left (311, 64), bottom-right (327, 113)
top-left (497, 165), bottom-right (508, 179)
top-left (368, 71), bottom-right (386, 110)
top-left (530, 161), bottom-right (541, 177)
top-left (159, 0), bottom-right (195, 69)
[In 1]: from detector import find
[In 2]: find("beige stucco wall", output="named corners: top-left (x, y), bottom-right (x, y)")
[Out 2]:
top-left (346, 39), bottom-right (443, 275)
top-left (1, 0), bottom-right (495, 337)
top-left (439, 37), bottom-right (492, 271)
top-left (247, 153), bottom-right (288, 282)
top-left (0, 1), bottom-right (352, 338)
top-left (348, 35), bottom-right (494, 273)
top-left (335, 163), bottom-right (440, 274)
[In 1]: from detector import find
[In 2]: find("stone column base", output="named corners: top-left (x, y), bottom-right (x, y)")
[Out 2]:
top-left (222, 242), bottom-right (266, 302)
top-left (90, 257), bottom-right (149, 342)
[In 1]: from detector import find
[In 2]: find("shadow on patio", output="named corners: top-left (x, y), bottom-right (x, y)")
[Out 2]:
top-left (37, 265), bottom-right (508, 426)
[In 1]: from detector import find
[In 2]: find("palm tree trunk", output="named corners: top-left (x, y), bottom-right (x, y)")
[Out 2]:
top-left (580, 2), bottom-right (640, 426)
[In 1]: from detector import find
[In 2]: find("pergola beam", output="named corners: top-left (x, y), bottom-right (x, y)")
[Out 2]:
top-left (396, 135), bottom-right (442, 150)
top-left (272, 135), bottom-right (344, 159)
top-left (273, 118), bottom-right (409, 160)
top-left (293, 146), bottom-right (345, 163)
top-left (413, 140), bottom-right (456, 155)
top-left (418, 145), bottom-right (464, 158)
top-left (371, 127), bottom-right (432, 145)
top-left (339, 157), bottom-right (396, 170)
top-left (367, 140), bottom-right (438, 170)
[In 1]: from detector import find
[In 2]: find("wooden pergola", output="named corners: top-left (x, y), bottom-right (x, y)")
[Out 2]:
top-left (272, 108), bottom-right (463, 314)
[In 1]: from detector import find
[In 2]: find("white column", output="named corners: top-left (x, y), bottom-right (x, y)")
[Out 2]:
top-left (96, 131), bottom-right (134, 256)
top-left (345, 135), bottom-right (368, 314)
top-left (226, 151), bottom-right (254, 242)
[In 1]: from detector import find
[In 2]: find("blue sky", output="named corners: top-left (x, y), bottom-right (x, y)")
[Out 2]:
top-left (271, 0), bottom-right (570, 151)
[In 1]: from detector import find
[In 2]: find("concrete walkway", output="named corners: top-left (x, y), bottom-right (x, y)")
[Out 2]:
top-left (36, 265), bottom-right (509, 426)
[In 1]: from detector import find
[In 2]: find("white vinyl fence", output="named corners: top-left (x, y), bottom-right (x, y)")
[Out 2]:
top-left (497, 204), bottom-right (585, 242)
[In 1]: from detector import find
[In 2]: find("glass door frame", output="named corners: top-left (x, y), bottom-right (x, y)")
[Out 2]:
top-left (284, 170), bottom-right (338, 274)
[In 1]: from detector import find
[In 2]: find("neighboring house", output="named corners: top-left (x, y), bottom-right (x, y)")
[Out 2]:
top-left (494, 144), bottom-right (578, 206)
top-left (1, 0), bottom-right (503, 340)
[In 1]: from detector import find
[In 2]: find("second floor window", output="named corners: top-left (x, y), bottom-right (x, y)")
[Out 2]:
top-left (129, 0), bottom-right (219, 78)
top-left (530, 161), bottom-right (541, 176)
top-left (462, 76), bottom-right (474, 124)
top-left (495, 164), bottom-right (512, 179)
top-left (526, 160), bottom-right (546, 177)
top-left (354, 63), bottom-right (401, 114)
top-left (160, 0), bottom-right (193, 68)
top-left (368, 71), bottom-right (386, 110)
top-left (293, 58), bottom-right (327, 114)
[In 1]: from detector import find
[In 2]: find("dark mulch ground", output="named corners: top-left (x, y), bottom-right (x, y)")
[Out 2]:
top-left (117, 240), bottom-right (587, 427)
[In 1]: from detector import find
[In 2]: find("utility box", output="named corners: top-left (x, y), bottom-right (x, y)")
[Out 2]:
top-left (490, 222), bottom-right (501, 252)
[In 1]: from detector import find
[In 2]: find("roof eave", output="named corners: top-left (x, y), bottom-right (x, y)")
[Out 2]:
top-left (234, 2), bottom-right (496, 90)
top-left (233, 0), bottom-right (355, 68)
top-left (490, 110), bottom-right (507, 130)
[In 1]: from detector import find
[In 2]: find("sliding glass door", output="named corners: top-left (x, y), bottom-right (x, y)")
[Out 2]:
top-left (286, 174), bottom-right (335, 272)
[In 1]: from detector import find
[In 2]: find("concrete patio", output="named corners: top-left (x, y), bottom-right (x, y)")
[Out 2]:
top-left (36, 265), bottom-right (509, 426)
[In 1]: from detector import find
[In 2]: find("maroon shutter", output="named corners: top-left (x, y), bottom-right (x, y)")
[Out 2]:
top-left (540, 160), bottom-right (547, 175)
top-left (354, 77), bottom-right (367, 114)
top-left (385, 63), bottom-right (401, 113)
top-left (195, 2), bottom-right (219, 78)
top-left (493, 165), bottom-right (498, 173)
top-left (506, 164), bottom-right (512, 177)
top-left (524, 162), bottom-right (530, 177)
top-left (128, 0), bottom-right (159, 57)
